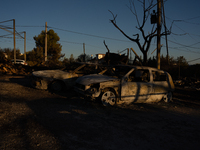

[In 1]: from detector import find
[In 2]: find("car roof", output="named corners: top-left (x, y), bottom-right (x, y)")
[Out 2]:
top-left (113, 64), bottom-right (167, 72)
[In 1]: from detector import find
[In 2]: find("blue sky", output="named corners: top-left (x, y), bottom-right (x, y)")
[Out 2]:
top-left (1, 0), bottom-right (200, 64)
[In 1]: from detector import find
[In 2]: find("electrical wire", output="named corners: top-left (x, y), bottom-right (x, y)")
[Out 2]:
top-left (60, 40), bottom-right (83, 45)
top-left (0, 33), bottom-right (13, 38)
top-left (0, 25), bottom-right (13, 29)
top-left (184, 16), bottom-right (200, 20)
top-left (166, 16), bottom-right (200, 42)
top-left (150, 42), bottom-right (200, 55)
top-left (16, 25), bottom-right (44, 28)
top-left (0, 19), bottom-right (13, 24)
top-left (161, 36), bottom-right (200, 50)
top-left (188, 57), bottom-right (200, 63)
top-left (163, 45), bottom-right (200, 55)
top-left (48, 26), bottom-right (132, 43)
top-left (60, 40), bottom-right (106, 50)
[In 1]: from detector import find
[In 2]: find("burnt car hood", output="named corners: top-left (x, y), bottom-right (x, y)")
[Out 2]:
top-left (76, 74), bottom-right (118, 85)
top-left (32, 70), bottom-right (78, 79)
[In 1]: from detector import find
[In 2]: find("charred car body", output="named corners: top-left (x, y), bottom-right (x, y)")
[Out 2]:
top-left (31, 70), bottom-right (79, 92)
top-left (74, 65), bottom-right (175, 106)
top-left (31, 63), bottom-right (107, 92)
top-left (31, 64), bottom-right (92, 92)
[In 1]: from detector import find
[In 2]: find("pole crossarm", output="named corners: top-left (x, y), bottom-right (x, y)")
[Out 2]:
top-left (0, 26), bottom-right (13, 34)
top-left (0, 26), bottom-right (24, 39)
top-left (0, 33), bottom-right (13, 38)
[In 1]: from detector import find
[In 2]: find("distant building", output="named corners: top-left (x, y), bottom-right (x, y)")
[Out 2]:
top-left (3, 53), bottom-right (8, 58)
top-left (96, 54), bottom-right (105, 60)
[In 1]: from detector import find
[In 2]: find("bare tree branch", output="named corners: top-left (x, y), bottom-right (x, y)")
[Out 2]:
top-left (127, 0), bottom-right (141, 27)
top-left (109, 10), bottom-right (139, 41)
top-left (103, 40), bottom-right (110, 53)
top-left (109, 18), bottom-right (143, 53)
top-left (108, 10), bottom-right (117, 24)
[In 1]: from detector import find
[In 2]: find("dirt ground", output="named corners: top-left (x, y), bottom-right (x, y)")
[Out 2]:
top-left (0, 75), bottom-right (200, 150)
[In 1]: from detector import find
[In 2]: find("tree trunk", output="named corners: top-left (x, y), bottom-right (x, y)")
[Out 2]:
top-left (143, 51), bottom-right (148, 66)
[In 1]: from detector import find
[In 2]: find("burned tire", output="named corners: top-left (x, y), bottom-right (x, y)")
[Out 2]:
top-left (50, 81), bottom-right (64, 92)
top-left (100, 88), bottom-right (117, 106)
top-left (162, 92), bottom-right (172, 103)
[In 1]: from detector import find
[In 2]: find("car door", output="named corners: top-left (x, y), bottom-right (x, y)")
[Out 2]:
top-left (152, 70), bottom-right (169, 94)
top-left (121, 69), bottom-right (153, 103)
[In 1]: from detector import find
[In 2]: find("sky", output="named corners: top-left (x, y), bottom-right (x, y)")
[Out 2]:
top-left (1, 0), bottom-right (200, 65)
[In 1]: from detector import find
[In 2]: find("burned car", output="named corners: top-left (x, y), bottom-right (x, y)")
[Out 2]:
top-left (31, 69), bottom-right (78, 92)
top-left (31, 64), bottom-right (90, 92)
top-left (31, 63), bottom-right (107, 92)
top-left (74, 65), bottom-right (175, 106)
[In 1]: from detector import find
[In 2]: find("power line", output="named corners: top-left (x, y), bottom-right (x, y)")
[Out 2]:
top-left (0, 33), bottom-right (13, 38)
top-left (164, 45), bottom-right (200, 55)
top-left (60, 40), bottom-right (83, 45)
top-left (16, 25), bottom-right (44, 28)
top-left (153, 40), bottom-right (200, 55)
top-left (60, 40), bottom-right (105, 50)
top-left (162, 37), bottom-right (200, 50)
top-left (166, 17), bottom-right (200, 41)
top-left (188, 57), bottom-right (200, 63)
top-left (0, 25), bottom-right (13, 29)
top-left (48, 26), bottom-right (132, 43)
top-left (172, 22), bottom-right (196, 40)
top-left (166, 16), bottom-right (200, 23)
top-left (0, 19), bottom-right (13, 24)
top-left (12, 24), bottom-right (132, 43)
top-left (14, 24), bottom-right (134, 43)
top-left (184, 16), bottom-right (200, 20)
top-left (86, 44), bottom-right (105, 50)
top-left (181, 21), bottom-right (200, 26)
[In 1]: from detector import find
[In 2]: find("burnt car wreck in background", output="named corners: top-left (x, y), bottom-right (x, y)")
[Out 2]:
top-left (31, 63), bottom-right (105, 92)
top-left (74, 65), bottom-right (175, 106)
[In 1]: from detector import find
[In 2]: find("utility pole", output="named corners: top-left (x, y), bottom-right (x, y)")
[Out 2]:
top-left (162, 0), bottom-right (169, 64)
top-left (157, 0), bottom-right (161, 69)
top-left (83, 43), bottom-right (85, 62)
top-left (45, 22), bottom-right (47, 61)
top-left (24, 31), bottom-right (26, 61)
top-left (178, 59), bottom-right (180, 79)
top-left (13, 19), bottom-right (16, 64)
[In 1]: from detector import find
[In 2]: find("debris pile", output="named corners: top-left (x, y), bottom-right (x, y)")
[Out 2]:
top-left (174, 77), bottom-right (200, 90)
top-left (104, 52), bottom-right (128, 65)
top-left (0, 63), bottom-right (29, 75)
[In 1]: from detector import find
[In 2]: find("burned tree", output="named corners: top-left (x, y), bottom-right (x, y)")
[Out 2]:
top-left (109, 0), bottom-right (170, 65)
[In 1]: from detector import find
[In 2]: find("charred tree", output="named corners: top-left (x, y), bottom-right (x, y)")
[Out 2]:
top-left (109, 0), bottom-right (170, 65)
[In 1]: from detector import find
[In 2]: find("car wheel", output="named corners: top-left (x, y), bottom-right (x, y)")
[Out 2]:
top-left (163, 92), bottom-right (172, 102)
top-left (101, 89), bottom-right (117, 106)
top-left (51, 81), bottom-right (64, 92)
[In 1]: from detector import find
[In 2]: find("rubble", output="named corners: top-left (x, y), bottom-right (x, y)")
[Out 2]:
top-left (0, 63), bottom-right (29, 75)
top-left (174, 77), bottom-right (200, 90)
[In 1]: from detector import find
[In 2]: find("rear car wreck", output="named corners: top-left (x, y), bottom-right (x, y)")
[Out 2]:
top-left (31, 64), bottom-right (88, 92)
top-left (74, 65), bottom-right (175, 106)
top-left (31, 69), bottom-right (79, 92)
